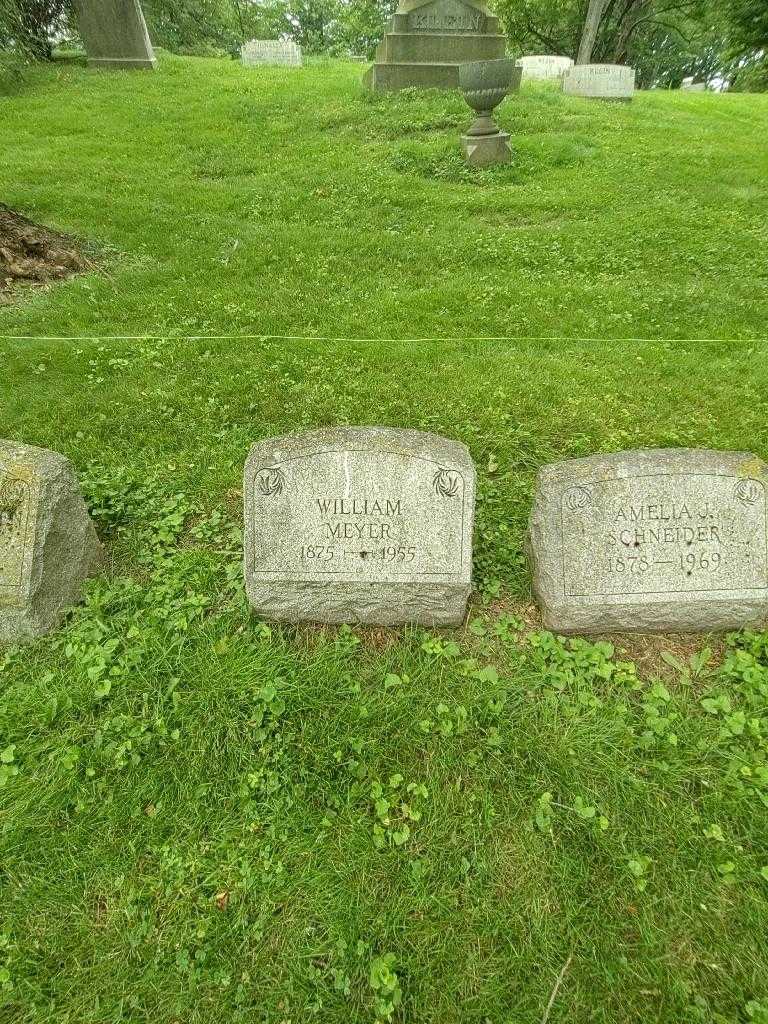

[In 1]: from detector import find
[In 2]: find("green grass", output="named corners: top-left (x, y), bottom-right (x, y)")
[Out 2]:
top-left (1, 55), bottom-right (768, 1024)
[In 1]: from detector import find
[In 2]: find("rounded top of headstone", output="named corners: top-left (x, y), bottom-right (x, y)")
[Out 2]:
top-left (245, 426), bottom-right (474, 475)
top-left (534, 447), bottom-right (766, 486)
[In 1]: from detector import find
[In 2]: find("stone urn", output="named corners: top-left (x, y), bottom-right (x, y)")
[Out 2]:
top-left (458, 57), bottom-right (518, 137)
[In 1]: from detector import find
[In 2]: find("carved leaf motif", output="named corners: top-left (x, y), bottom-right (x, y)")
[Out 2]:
top-left (433, 469), bottom-right (459, 499)
top-left (257, 467), bottom-right (286, 497)
top-left (564, 485), bottom-right (592, 512)
top-left (734, 479), bottom-right (762, 506)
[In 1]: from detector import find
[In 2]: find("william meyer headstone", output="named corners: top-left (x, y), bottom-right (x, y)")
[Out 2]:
top-left (0, 441), bottom-right (104, 644)
top-left (528, 449), bottom-right (768, 634)
top-left (244, 427), bottom-right (475, 625)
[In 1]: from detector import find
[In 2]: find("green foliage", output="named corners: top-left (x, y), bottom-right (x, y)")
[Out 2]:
top-left (1, 59), bottom-right (768, 1022)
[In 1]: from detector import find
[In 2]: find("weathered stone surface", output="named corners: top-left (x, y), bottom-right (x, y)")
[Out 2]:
top-left (74, 0), bottom-right (156, 70)
top-left (681, 77), bottom-right (707, 91)
top-left (528, 449), bottom-right (768, 634)
top-left (364, 0), bottom-right (507, 92)
top-left (241, 39), bottom-right (303, 67)
top-left (244, 428), bottom-right (475, 625)
top-left (461, 130), bottom-right (511, 167)
top-left (0, 442), bottom-right (104, 644)
top-left (562, 62), bottom-right (635, 100)
top-left (516, 54), bottom-right (573, 81)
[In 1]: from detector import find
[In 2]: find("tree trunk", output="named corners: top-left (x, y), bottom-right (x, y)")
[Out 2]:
top-left (577, 0), bottom-right (609, 64)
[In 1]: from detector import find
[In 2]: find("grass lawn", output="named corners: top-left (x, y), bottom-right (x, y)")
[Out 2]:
top-left (1, 54), bottom-right (768, 1024)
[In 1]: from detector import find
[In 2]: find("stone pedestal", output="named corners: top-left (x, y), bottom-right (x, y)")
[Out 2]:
top-left (364, 0), bottom-right (507, 92)
top-left (74, 0), bottom-right (156, 70)
top-left (461, 131), bottom-right (511, 167)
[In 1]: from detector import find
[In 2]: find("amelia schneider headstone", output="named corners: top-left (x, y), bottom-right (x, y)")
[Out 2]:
top-left (528, 449), bottom-right (768, 634)
top-left (0, 441), bottom-right (103, 644)
top-left (243, 428), bottom-right (475, 625)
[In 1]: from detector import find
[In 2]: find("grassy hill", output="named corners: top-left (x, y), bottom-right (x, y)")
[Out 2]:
top-left (1, 55), bottom-right (768, 1024)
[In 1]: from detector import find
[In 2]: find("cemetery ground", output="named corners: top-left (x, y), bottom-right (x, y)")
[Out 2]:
top-left (1, 53), bottom-right (768, 1024)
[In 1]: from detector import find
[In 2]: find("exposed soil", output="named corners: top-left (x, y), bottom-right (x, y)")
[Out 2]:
top-left (0, 203), bottom-right (91, 302)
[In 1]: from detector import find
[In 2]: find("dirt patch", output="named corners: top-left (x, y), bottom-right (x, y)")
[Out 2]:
top-left (0, 204), bottom-right (92, 302)
top-left (482, 597), bottom-right (726, 679)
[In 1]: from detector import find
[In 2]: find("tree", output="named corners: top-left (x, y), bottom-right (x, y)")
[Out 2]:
top-left (0, 0), bottom-right (69, 62)
top-left (577, 0), bottom-right (608, 62)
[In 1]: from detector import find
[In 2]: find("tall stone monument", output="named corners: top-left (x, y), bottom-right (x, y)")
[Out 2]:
top-left (364, 0), bottom-right (507, 92)
top-left (74, 0), bottom-right (156, 70)
top-left (243, 427), bottom-right (475, 625)
top-left (0, 442), bottom-right (103, 644)
top-left (527, 448), bottom-right (768, 634)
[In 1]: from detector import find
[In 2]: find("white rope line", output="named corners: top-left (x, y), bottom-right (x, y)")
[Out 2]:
top-left (1, 334), bottom-right (766, 343)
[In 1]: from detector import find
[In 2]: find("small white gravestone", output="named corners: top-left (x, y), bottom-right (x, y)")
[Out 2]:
top-left (562, 63), bottom-right (635, 100)
top-left (527, 448), bottom-right (768, 634)
top-left (681, 77), bottom-right (707, 92)
top-left (240, 39), bottom-right (303, 68)
top-left (516, 55), bottom-right (573, 82)
top-left (0, 441), bottom-right (103, 643)
top-left (243, 427), bottom-right (475, 626)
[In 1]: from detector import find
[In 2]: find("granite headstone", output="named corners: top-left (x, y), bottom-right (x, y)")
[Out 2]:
top-left (562, 63), bottom-right (635, 100)
top-left (74, 0), bottom-right (156, 70)
top-left (364, 0), bottom-right (508, 92)
top-left (528, 449), bottom-right (768, 634)
top-left (516, 55), bottom-right (573, 82)
top-left (243, 427), bottom-right (475, 625)
top-left (241, 39), bottom-right (303, 67)
top-left (0, 441), bottom-right (104, 644)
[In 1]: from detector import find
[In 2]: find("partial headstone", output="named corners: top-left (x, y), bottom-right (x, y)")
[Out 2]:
top-left (244, 427), bottom-right (475, 625)
top-left (562, 63), bottom-right (635, 100)
top-left (0, 442), bottom-right (104, 644)
top-left (527, 449), bottom-right (768, 634)
top-left (516, 55), bottom-right (573, 82)
top-left (364, 0), bottom-right (509, 92)
top-left (74, 0), bottom-right (156, 70)
top-left (681, 77), bottom-right (707, 91)
top-left (240, 39), bottom-right (303, 67)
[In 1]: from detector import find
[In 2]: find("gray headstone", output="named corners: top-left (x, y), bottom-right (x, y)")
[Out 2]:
top-left (364, 0), bottom-right (508, 92)
top-left (243, 427), bottom-right (475, 625)
top-left (241, 39), bottom-right (303, 67)
top-left (516, 55), bottom-right (573, 82)
top-left (562, 63), bottom-right (635, 100)
top-left (74, 0), bottom-right (156, 70)
top-left (0, 442), bottom-right (104, 644)
top-left (528, 449), bottom-right (768, 634)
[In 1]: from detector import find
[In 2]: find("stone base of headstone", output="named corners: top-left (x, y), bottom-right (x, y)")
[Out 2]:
top-left (528, 448), bottom-right (768, 635)
top-left (365, 0), bottom-right (508, 92)
top-left (243, 427), bottom-right (475, 626)
top-left (461, 131), bottom-right (511, 167)
top-left (0, 442), bottom-right (104, 644)
top-left (74, 0), bottom-right (156, 71)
